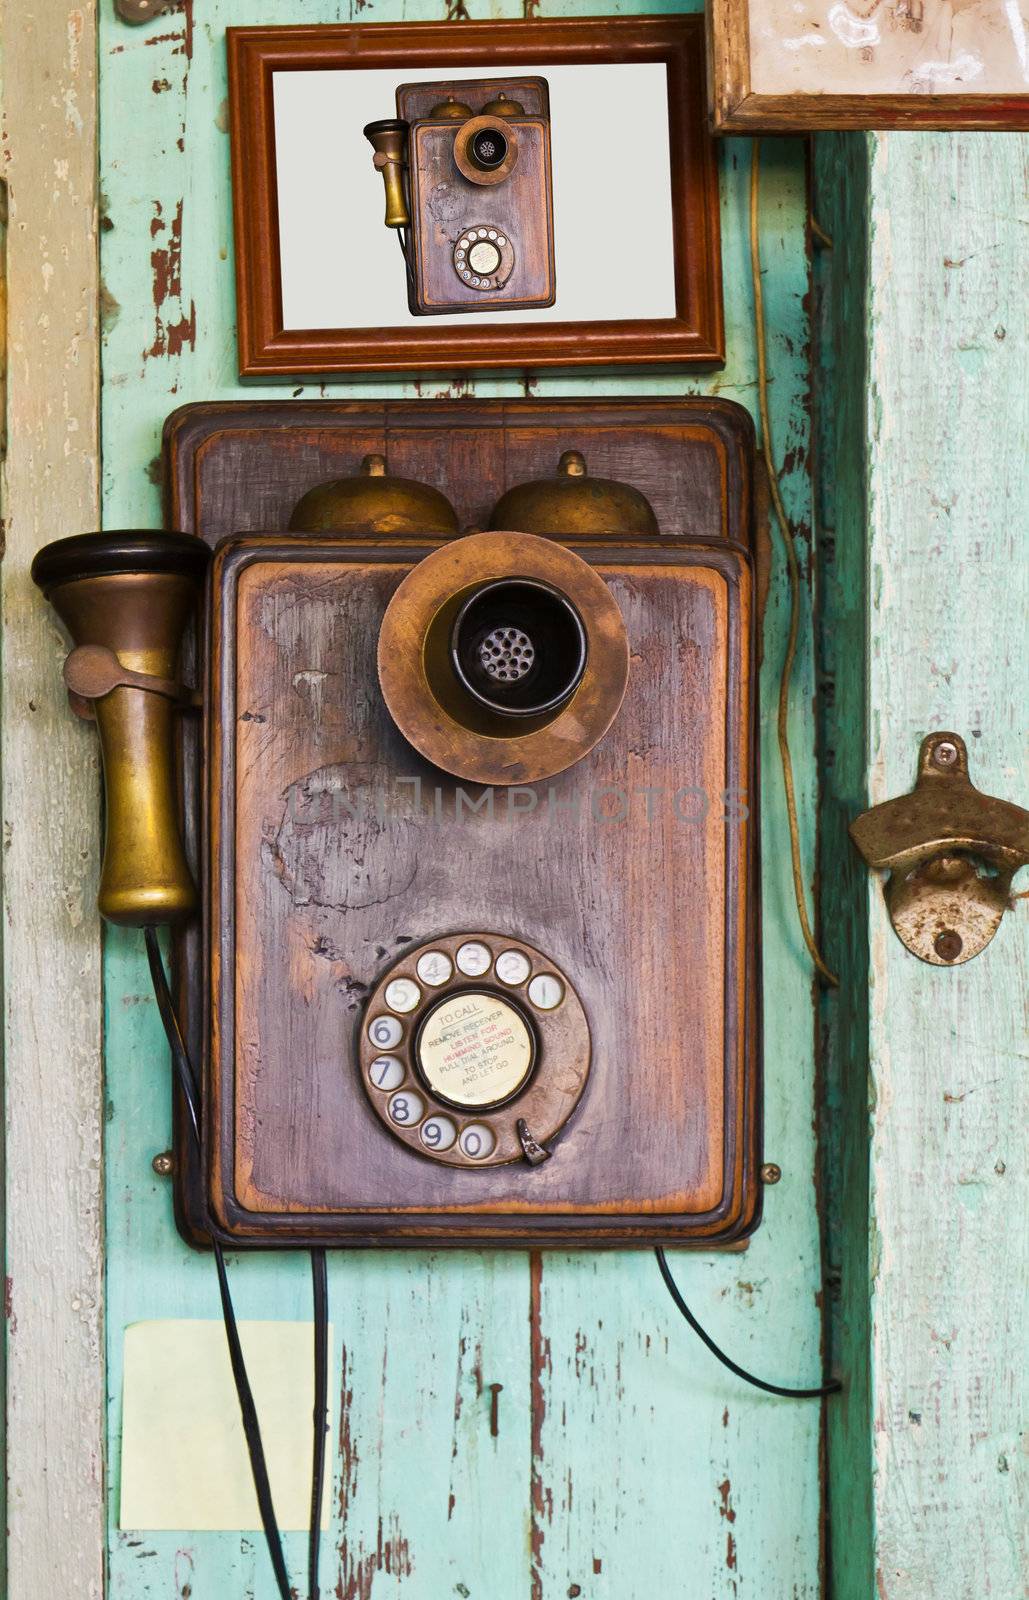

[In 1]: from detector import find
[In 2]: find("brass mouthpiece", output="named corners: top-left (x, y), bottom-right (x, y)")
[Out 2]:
top-left (32, 531), bottom-right (209, 928)
top-left (363, 118), bottom-right (410, 230)
top-left (453, 115), bottom-right (519, 187)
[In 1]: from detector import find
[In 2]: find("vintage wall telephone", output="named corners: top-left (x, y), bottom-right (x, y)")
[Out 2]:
top-left (364, 77), bottom-right (555, 315)
top-left (33, 399), bottom-right (836, 1596)
top-left (33, 400), bottom-right (762, 1249)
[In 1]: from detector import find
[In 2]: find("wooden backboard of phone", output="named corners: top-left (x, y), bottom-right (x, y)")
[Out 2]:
top-left (164, 399), bottom-right (760, 1249)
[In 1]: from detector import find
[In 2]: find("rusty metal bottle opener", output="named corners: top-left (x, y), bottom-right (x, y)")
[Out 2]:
top-left (850, 731), bottom-right (1029, 966)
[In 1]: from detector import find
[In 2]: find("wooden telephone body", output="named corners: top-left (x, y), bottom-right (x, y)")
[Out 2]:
top-left (158, 398), bottom-right (760, 1251)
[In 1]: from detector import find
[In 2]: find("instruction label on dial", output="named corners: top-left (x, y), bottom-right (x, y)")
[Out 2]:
top-left (417, 991), bottom-right (534, 1108)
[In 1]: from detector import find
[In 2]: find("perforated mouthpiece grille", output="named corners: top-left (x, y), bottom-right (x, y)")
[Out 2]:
top-left (478, 626), bottom-right (535, 683)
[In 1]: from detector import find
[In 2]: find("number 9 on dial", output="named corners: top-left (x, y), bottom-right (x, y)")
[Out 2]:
top-left (420, 1115), bottom-right (457, 1152)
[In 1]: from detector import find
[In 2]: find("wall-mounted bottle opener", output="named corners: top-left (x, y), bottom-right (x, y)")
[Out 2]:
top-left (849, 731), bottom-right (1029, 966)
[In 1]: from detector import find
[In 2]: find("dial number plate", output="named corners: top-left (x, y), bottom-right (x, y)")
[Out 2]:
top-left (452, 225), bottom-right (515, 293)
top-left (359, 933), bottom-right (590, 1167)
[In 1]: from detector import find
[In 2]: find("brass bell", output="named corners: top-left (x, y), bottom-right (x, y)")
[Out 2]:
top-left (489, 450), bottom-right (659, 537)
top-left (428, 94), bottom-right (475, 120)
top-left (480, 92), bottom-right (524, 118)
top-left (32, 530), bottom-right (209, 927)
top-left (288, 453), bottom-right (459, 537)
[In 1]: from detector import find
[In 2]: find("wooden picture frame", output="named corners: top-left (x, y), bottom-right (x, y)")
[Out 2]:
top-left (227, 18), bottom-right (724, 377)
top-left (708, 0), bottom-right (1029, 130)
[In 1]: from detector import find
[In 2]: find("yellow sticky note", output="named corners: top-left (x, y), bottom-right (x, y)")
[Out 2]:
top-left (120, 1319), bottom-right (333, 1531)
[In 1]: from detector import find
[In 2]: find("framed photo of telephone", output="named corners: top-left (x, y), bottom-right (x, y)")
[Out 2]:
top-left (227, 18), bottom-right (724, 376)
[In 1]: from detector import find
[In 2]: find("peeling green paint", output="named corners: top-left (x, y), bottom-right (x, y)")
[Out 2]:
top-left (99, 5), bottom-right (826, 1595)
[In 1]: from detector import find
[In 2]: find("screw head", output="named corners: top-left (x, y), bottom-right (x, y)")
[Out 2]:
top-left (115, 0), bottom-right (168, 18)
top-left (761, 1162), bottom-right (782, 1185)
top-left (151, 1150), bottom-right (174, 1176)
top-left (932, 740), bottom-right (959, 769)
top-left (934, 929), bottom-right (964, 962)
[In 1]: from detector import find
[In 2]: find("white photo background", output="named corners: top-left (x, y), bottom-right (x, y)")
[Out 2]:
top-left (273, 63), bottom-right (677, 329)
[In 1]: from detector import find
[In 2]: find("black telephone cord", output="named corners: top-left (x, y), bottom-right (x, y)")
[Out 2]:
top-left (655, 1246), bottom-right (841, 1400)
top-left (309, 1246), bottom-right (329, 1600)
top-left (145, 927), bottom-right (329, 1600)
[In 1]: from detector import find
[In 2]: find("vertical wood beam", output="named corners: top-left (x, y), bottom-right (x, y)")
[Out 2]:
top-left (97, 5), bottom-right (826, 1592)
top-left (0, 4), bottom-right (105, 1596)
top-left (861, 131), bottom-right (1028, 1598)
top-left (813, 129), bottom-right (874, 1600)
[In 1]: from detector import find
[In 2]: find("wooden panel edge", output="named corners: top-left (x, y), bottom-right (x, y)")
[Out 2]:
top-left (706, 0), bottom-right (754, 132)
top-left (706, 0), bottom-right (1029, 132)
top-left (0, 0), bottom-right (105, 1592)
top-left (714, 91), bottom-right (1029, 134)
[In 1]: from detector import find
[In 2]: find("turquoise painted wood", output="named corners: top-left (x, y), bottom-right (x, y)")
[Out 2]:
top-left (857, 132), bottom-right (1027, 1600)
top-left (813, 129), bottom-right (1029, 1599)
top-left (99, 5), bottom-right (826, 1594)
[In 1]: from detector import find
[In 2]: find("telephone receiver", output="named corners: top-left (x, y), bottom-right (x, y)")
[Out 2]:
top-left (32, 532), bottom-right (209, 926)
top-left (32, 451), bottom-right (652, 926)
top-left (363, 118), bottom-right (410, 231)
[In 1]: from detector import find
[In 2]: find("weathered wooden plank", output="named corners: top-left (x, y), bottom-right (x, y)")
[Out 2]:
top-left (99, 4), bottom-right (825, 1597)
top-left (812, 130), bottom-right (875, 1600)
top-left (105, 937), bottom-right (535, 1597)
top-left (100, 5), bottom-right (537, 1596)
top-left (861, 132), bottom-right (1028, 1600)
top-left (532, 138), bottom-right (825, 1599)
top-left (0, 2), bottom-right (105, 1595)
